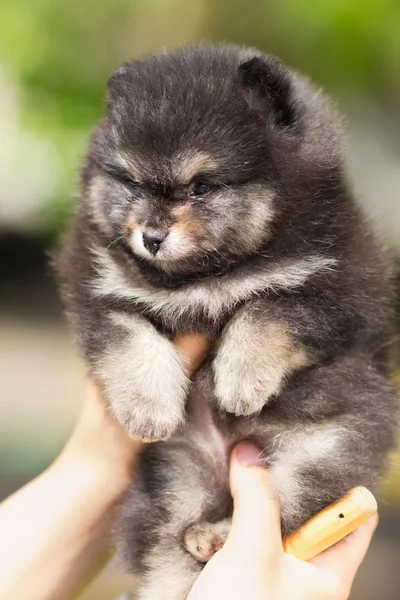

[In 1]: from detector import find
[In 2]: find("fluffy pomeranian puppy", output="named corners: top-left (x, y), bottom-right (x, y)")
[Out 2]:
top-left (57, 44), bottom-right (398, 599)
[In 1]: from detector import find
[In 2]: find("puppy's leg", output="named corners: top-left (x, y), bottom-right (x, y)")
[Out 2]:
top-left (117, 430), bottom-right (232, 600)
top-left (95, 311), bottom-right (189, 440)
top-left (137, 544), bottom-right (202, 600)
top-left (214, 303), bottom-right (308, 416)
top-left (268, 421), bottom-right (379, 536)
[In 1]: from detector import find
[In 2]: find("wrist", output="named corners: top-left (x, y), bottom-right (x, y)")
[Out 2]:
top-left (51, 449), bottom-right (133, 504)
top-left (58, 381), bottom-right (142, 487)
top-left (0, 435), bottom-right (131, 600)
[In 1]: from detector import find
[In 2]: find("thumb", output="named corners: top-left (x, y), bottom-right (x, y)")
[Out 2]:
top-left (225, 442), bottom-right (283, 562)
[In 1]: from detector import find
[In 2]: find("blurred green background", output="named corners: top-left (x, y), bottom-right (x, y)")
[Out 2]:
top-left (0, 1), bottom-right (399, 599)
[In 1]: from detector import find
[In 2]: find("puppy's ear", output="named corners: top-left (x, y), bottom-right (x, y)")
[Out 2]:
top-left (106, 65), bottom-right (132, 108)
top-left (239, 56), bottom-right (297, 128)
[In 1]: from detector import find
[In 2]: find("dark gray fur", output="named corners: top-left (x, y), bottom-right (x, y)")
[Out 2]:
top-left (57, 44), bottom-right (398, 599)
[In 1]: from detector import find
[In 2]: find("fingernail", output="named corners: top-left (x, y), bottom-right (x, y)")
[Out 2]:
top-left (235, 442), bottom-right (264, 466)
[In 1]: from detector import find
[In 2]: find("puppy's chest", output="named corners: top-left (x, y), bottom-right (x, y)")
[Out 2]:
top-left (91, 247), bottom-right (338, 333)
top-left (91, 246), bottom-right (239, 333)
top-left (130, 284), bottom-right (239, 336)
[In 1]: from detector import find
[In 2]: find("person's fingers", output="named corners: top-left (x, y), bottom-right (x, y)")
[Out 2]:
top-left (310, 513), bottom-right (378, 595)
top-left (225, 442), bottom-right (283, 561)
top-left (173, 334), bottom-right (211, 376)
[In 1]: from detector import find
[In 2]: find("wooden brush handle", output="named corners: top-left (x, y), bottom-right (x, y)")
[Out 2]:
top-left (283, 487), bottom-right (377, 561)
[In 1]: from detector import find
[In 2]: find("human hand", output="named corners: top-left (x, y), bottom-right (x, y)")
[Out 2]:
top-left (0, 333), bottom-right (211, 600)
top-left (187, 442), bottom-right (378, 600)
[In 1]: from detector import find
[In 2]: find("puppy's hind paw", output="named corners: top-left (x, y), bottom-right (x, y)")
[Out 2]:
top-left (184, 519), bottom-right (231, 563)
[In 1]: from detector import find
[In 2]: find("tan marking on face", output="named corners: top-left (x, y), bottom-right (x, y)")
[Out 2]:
top-left (171, 204), bottom-right (209, 239)
top-left (234, 185), bottom-right (276, 252)
top-left (173, 151), bottom-right (218, 184)
top-left (126, 214), bottom-right (138, 235)
top-left (87, 175), bottom-right (114, 233)
top-left (114, 150), bottom-right (143, 182)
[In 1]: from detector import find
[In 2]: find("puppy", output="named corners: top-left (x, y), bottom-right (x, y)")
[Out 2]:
top-left (57, 44), bottom-right (398, 599)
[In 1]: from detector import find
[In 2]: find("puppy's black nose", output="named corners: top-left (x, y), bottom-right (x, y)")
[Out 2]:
top-left (142, 230), bottom-right (167, 256)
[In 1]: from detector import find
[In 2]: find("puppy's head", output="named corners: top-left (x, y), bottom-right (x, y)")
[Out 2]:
top-left (84, 45), bottom-right (313, 277)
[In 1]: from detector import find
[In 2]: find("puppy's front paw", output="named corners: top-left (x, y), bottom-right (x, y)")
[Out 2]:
top-left (112, 380), bottom-right (187, 442)
top-left (97, 318), bottom-right (190, 440)
top-left (213, 348), bottom-right (284, 416)
top-left (213, 318), bottom-right (307, 417)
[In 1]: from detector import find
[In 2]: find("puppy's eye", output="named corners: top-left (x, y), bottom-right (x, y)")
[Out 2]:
top-left (190, 182), bottom-right (213, 198)
top-left (122, 178), bottom-right (142, 195)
